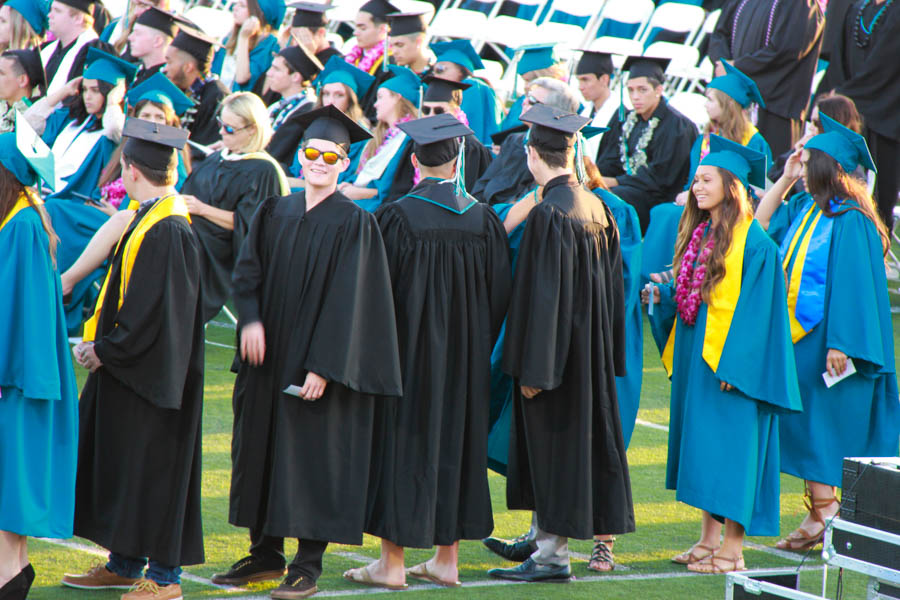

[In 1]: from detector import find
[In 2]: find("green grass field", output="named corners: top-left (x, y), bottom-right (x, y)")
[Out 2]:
top-left (25, 299), bottom-right (900, 600)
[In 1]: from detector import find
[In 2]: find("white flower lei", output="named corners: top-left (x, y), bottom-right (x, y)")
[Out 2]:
top-left (619, 111), bottom-right (660, 175)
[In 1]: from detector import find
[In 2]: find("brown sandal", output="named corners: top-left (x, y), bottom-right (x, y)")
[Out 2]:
top-left (686, 551), bottom-right (745, 573)
top-left (588, 538), bottom-right (615, 572)
top-left (775, 484), bottom-right (839, 551)
top-left (671, 543), bottom-right (719, 565)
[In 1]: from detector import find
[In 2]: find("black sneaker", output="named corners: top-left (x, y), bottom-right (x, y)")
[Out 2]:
top-left (482, 533), bottom-right (536, 562)
top-left (270, 573), bottom-right (318, 599)
top-left (210, 556), bottom-right (287, 586)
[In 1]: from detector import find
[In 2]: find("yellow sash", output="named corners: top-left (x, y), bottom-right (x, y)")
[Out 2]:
top-left (83, 195), bottom-right (190, 341)
top-left (741, 125), bottom-right (758, 147)
top-left (782, 203), bottom-right (822, 342)
top-left (0, 191), bottom-right (41, 232)
top-left (662, 214), bottom-right (753, 377)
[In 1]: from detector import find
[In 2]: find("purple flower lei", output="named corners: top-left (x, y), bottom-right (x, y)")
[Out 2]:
top-left (675, 220), bottom-right (715, 326)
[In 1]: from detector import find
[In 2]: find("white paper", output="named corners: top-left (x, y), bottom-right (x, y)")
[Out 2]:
top-left (283, 384), bottom-right (303, 398)
top-left (645, 283), bottom-right (655, 316)
top-left (822, 357), bottom-right (857, 388)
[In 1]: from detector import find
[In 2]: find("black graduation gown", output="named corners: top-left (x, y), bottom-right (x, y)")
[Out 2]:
top-left (133, 62), bottom-right (163, 86)
top-left (229, 191), bottom-right (403, 544)
top-left (460, 134), bottom-right (493, 191)
top-left (74, 200), bottom-right (205, 566)
top-left (366, 180), bottom-right (511, 547)
top-left (502, 175), bottom-right (635, 539)
top-left (708, 0), bottom-right (824, 120)
top-left (596, 100), bottom-right (697, 234)
top-left (186, 78), bottom-right (229, 155)
top-left (265, 102), bottom-right (316, 171)
top-left (181, 151), bottom-right (286, 322)
top-left (471, 132), bottom-right (534, 206)
top-left (316, 45), bottom-right (343, 64)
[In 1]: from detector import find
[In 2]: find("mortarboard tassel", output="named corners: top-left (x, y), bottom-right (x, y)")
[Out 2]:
top-left (574, 132), bottom-right (586, 185)
top-left (383, 35), bottom-right (389, 73)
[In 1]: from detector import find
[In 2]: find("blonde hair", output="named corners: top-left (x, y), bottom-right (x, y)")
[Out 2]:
top-left (704, 88), bottom-right (753, 144)
top-left (363, 91), bottom-right (416, 161)
top-left (314, 82), bottom-right (370, 129)
top-left (4, 7), bottom-right (41, 51)
top-left (523, 62), bottom-right (567, 82)
top-left (222, 91), bottom-right (273, 153)
top-left (225, 0), bottom-right (272, 55)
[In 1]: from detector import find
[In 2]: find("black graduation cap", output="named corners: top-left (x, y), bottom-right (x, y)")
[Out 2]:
top-left (55, 0), bottom-right (94, 15)
top-left (622, 55), bottom-right (672, 82)
top-left (422, 75), bottom-right (470, 103)
top-left (295, 104), bottom-right (372, 149)
top-left (121, 117), bottom-right (189, 171)
top-left (2, 49), bottom-right (45, 94)
top-left (135, 7), bottom-right (180, 38)
top-left (359, 0), bottom-right (398, 20)
top-left (397, 113), bottom-right (473, 167)
top-left (278, 44), bottom-right (323, 80)
top-left (170, 27), bottom-right (217, 68)
top-left (490, 123), bottom-right (527, 146)
top-left (576, 50), bottom-right (613, 78)
top-left (387, 11), bottom-right (428, 36)
top-left (290, 1), bottom-right (328, 28)
top-left (519, 104), bottom-right (590, 152)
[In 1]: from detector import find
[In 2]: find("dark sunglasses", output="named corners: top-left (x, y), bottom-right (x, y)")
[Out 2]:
top-left (421, 105), bottom-right (446, 116)
top-left (217, 117), bottom-right (252, 135)
top-left (302, 146), bottom-right (344, 165)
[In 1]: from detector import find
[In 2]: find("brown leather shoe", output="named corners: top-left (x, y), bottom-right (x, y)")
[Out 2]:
top-left (61, 563), bottom-right (142, 590)
top-left (120, 579), bottom-right (183, 600)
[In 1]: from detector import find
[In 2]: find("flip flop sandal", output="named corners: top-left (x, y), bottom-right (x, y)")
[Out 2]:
top-left (406, 563), bottom-right (461, 587)
top-left (342, 565), bottom-right (408, 590)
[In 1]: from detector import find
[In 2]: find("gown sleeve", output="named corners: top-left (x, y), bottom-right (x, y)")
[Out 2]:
top-left (649, 280), bottom-right (677, 355)
top-left (231, 197), bottom-right (274, 326)
top-left (484, 207), bottom-right (514, 341)
top-left (379, 140), bottom-right (415, 204)
top-left (707, 0), bottom-right (738, 63)
top-left (233, 160), bottom-right (285, 259)
top-left (234, 36), bottom-right (279, 92)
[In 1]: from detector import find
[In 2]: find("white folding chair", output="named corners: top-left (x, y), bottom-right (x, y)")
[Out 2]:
top-left (637, 3), bottom-right (705, 46)
top-left (691, 8), bottom-right (720, 47)
top-left (594, 0), bottom-right (655, 41)
top-left (643, 41), bottom-right (700, 94)
top-left (428, 6), bottom-right (490, 42)
top-left (534, 0), bottom-right (606, 49)
top-left (668, 91), bottom-right (710, 130)
top-left (589, 36), bottom-right (644, 61)
top-left (325, 0), bottom-right (367, 28)
top-left (479, 0), bottom-right (550, 56)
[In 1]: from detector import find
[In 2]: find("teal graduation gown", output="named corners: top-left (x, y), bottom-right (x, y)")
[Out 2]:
top-left (0, 201), bottom-right (79, 538)
top-left (768, 194), bottom-right (900, 487)
top-left (650, 221), bottom-right (801, 536)
top-left (212, 34), bottom-right (280, 92)
top-left (460, 78), bottom-right (502, 146)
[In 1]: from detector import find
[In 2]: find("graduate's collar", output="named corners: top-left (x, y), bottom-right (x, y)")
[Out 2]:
top-left (543, 173), bottom-right (578, 194)
top-left (405, 178), bottom-right (477, 215)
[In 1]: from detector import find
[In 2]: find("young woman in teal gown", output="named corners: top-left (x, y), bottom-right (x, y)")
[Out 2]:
top-left (645, 135), bottom-right (802, 573)
top-left (755, 114), bottom-right (900, 551)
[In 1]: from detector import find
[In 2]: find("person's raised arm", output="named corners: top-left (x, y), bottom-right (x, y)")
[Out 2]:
top-left (756, 148), bottom-right (802, 230)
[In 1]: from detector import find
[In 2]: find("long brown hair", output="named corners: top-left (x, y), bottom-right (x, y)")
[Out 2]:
top-left (0, 166), bottom-right (59, 264)
top-left (2, 8), bottom-right (41, 51)
top-left (805, 148), bottom-right (889, 255)
top-left (704, 88), bottom-right (753, 144)
top-left (673, 167), bottom-right (753, 302)
top-left (362, 91), bottom-right (416, 161)
top-left (225, 0), bottom-right (272, 55)
top-left (815, 93), bottom-right (863, 134)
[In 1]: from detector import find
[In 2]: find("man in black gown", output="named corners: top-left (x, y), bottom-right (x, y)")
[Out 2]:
top-left (63, 119), bottom-right (205, 600)
top-left (212, 106), bottom-right (403, 600)
top-left (595, 56), bottom-right (697, 235)
top-left (264, 45), bottom-right (322, 170)
top-left (288, 2), bottom-right (344, 66)
top-left (343, 114), bottom-right (511, 589)
top-left (708, 0), bottom-right (824, 157)
top-left (127, 7), bottom-right (177, 86)
top-left (486, 105), bottom-right (634, 583)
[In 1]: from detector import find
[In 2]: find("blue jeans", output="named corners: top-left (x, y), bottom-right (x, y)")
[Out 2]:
top-left (107, 552), bottom-right (182, 586)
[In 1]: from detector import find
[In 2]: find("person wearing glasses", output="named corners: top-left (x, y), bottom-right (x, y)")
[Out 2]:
top-left (179, 91), bottom-right (289, 322)
top-left (216, 105), bottom-right (402, 600)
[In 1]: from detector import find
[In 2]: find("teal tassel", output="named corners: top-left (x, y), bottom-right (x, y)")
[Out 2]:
top-left (618, 81), bottom-right (625, 122)
top-left (383, 35), bottom-right (389, 73)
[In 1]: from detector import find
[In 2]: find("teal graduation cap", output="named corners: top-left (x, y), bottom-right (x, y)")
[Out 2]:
top-left (0, 133), bottom-right (38, 187)
top-left (82, 46), bottom-right (139, 86)
top-left (515, 43), bottom-right (557, 76)
top-left (379, 65), bottom-right (423, 105)
top-left (127, 72), bottom-right (196, 117)
top-left (318, 55), bottom-right (376, 98)
top-left (257, 0), bottom-right (287, 28)
top-left (14, 111), bottom-right (54, 187)
top-left (430, 40), bottom-right (484, 72)
top-left (700, 134), bottom-right (767, 189)
top-left (5, 0), bottom-right (51, 35)
top-left (707, 60), bottom-right (765, 109)
top-left (805, 112), bottom-right (877, 173)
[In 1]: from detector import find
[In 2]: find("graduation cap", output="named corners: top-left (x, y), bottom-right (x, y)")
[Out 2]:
top-left (290, 1), bottom-right (328, 28)
top-left (699, 134), bottom-right (767, 189)
top-left (379, 65), bottom-right (422, 106)
top-left (519, 104), bottom-right (589, 152)
top-left (490, 123), bottom-right (527, 146)
top-left (317, 55), bottom-right (375, 98)
top-left (622, 55), bottom-right (671, 83)
top-left (127, 72), bottom-right (196, 116)
top-left (707, 60), bottom-right (765, 109)
top-left (387, 11), bottom-right (428, 36)
top-left (805, 112), bottom-right (877, 174)
top-left (121, 117), bottom-right (189, 171)
top-left (257, 0), bottom-right (287, 28)
top-left (5, 0), bottom-right (50, 35)
top-left (397, 113), bottom-right (473, 167)
top-left (170, 27), bottom-right (217, 68)
top-left (54, 0), bottom-right (94, 15)
top-left (422, 75), bottom-right (469, 103)
top-left (296, 104), bottom-right (372, 149)
top-left (2, 49), bottom-right (46, 94)
top-left (576, 50), bottom-right (613, 78)
top-left (515, 43), bottom-right (558, 75)
top-left (0, 133), bottom-right (38, 187)
top-left (278, 44), bottom-right (323, 80)
top-left (359, 0), bottom-right (399, 20)
top-left (134, 7), bottom-right (180, 38)
top-left (13, 111), bottom-right (54, 186)
top-left (82, 46), bottom-right (139, 86)
top-left (430, 40), bottom-right (484, 72)
top-left (582, 125), bottom-right (609, 139)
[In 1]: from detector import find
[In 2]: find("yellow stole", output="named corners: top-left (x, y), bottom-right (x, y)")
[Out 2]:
top-left (83, 194), bottom-right (190, 341)
top-left (662, 214), bottom-right (753, 377)
top-left (782, 202), bottom-right (823, 342)
top-left (0, 191), bottom-right (41, 232)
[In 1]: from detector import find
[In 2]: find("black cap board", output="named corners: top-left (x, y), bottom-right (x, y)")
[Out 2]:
top-left (490, 123), bottom-right (527, 146)
top-left (56, 0), bottom-right (94, 15)
top-left (290, 1), bottom-right (328, 28)
top-left (121, 117), bottom-right (189, 171)
top-left (422, 75), bottom-right (469, 103)
top-left (135, 7), bottom-right (180, 37)
top-left (397, 113), bottom-right (473, 166)
top-left (296, 104), bottom-right (372, 149)
top-left (359, 0), bottom-right (398, 20)
top-left (170, 28), bottom-right (217, 68)
top-left (387, 11), bottom-right (428, 36)
top-left (520, 104), bottom-right (589, 152)
top-left (2, 49), bottom-right (45, 93)
top-left (576, 50), bottom-right (613, 77)
top-left (622, 55), bottom-right (672, 82)
top-left (279, 44), bottom-right (323, 79)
